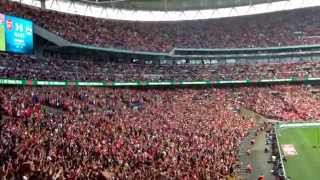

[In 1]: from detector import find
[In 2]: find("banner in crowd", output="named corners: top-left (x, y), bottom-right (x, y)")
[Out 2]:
top-left (0, 77), bottom-right (317, 87)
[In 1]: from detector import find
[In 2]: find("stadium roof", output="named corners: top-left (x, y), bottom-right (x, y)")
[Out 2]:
top-left (80, 0), bottom-right (285, 11)
top-left (10, 0), bottom-right (320, 21)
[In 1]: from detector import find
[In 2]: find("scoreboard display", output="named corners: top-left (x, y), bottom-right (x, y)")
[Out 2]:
top-left (0, 13), bottom-right (33, 54)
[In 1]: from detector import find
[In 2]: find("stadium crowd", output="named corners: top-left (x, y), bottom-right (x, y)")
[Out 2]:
top-left (233, 85), bottom-right (320, 121)
top-left (2, 1), bottom-right (320, 179)
top-left (1, 2), bottom-right (320, 52)
top-left (1, 84), bottom-right (320, 179)
top-left (0, 87), bottom-right (254, 179)
top-left (0, 53), bottom-right (319, 81)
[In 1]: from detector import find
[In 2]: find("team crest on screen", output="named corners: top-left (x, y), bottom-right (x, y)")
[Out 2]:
top-left (6, 19), bottom-right (13, 30)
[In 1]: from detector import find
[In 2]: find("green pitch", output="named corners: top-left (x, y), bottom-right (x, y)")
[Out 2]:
top-left (0, 25), bottom-right (5, 51)
top-left (277, 125), bottom-right (320, 180)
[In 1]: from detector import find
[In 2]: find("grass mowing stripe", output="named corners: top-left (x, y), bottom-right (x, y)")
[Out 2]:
top-left (278, 127), bottom-right (320, 179)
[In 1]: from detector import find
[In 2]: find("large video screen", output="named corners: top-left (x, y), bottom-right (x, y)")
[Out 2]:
top-left (0, 13), bottom-right (33, 54)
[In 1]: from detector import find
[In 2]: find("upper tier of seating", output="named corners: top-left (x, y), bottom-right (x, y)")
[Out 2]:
top-left (2, 2), bottom-right (320, 52)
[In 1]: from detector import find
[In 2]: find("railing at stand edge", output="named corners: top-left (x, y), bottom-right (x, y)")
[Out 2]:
top-left (275, 125), bottom-right (287, 180)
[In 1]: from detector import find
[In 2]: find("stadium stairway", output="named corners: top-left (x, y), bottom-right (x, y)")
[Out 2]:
top-left (237, 108), bottom-right (273, 179)
top-left (237, 128), bottom-right (259, 179)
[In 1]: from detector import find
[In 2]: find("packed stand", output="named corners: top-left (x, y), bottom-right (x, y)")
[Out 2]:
top-left (1, 84), bottom-right (320, 178)
top-left (0, 87), bottom-right (254, 179)
top-left (232, 85), bottom-right (320, 121)
top-left (2, 2), bottom-right (320, 52)
top-left (1, 53), bottom-right (320, 81)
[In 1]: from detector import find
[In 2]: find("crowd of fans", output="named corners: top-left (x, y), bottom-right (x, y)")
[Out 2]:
top-left (233, 85), bottom-right (320, 121)
top-left (1, 84), bottom-right (320, 178)
top-left (0, 53), bottom-right (319, 81)
top-left (2, 2), bottom-right (320, 178)
top-left (1, 55), bottom-right (320, 179)
top-left (2, 2), bottom-right (320, 52)
top-left (0, 87), bottom-right (255, 179)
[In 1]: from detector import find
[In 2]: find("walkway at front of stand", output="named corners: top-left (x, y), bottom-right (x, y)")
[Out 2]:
top-left (237, 109), bottom-right (275, 180)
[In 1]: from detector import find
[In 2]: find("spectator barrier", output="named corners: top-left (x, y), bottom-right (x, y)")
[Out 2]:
top-left (0, 77), bottom-right (318, 87)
